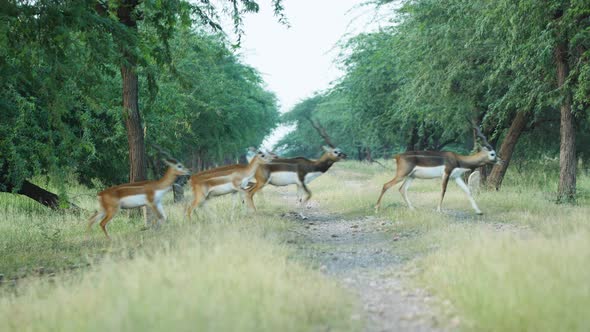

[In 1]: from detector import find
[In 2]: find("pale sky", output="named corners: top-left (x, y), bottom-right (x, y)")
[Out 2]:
top-left (233, 0), bottom-right (385, 149)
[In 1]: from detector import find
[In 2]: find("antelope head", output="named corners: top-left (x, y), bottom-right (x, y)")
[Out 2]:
top-left (253, 150), bottom-right (275, 164)
top-left (471, 122), bottom-right (501, 165)
top-left (322, 145), bottom-right (347, 161)
top-left (163, 159), bottom-right (191, 175)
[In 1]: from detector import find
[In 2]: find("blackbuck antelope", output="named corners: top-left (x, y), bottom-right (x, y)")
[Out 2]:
top-left (187, 151), bottom-right (273, 218)
top-left (246, 146), bottom-right (347, 205)
top-left (88, 159), bottom-right (190, 239)
top-left (375, 126), bottom-right (500, 214)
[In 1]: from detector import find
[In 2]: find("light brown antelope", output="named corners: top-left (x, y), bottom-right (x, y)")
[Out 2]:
top-left (187, 151), bottom-right (273, 218)
top-left (88, 159), bottom-right (190, 239)
top-left (246, 146), bottom-right (347, 206)
top-left (375, 125), bottom-right (500, 214)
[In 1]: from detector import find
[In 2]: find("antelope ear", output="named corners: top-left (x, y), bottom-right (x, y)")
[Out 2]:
top-left (322, 145), bottom-right (332, 152)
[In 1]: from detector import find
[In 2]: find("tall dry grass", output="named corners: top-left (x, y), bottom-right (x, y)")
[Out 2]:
top-left (313, 160), bottom-right (590, 331)
top-left (0, 181), bottom-right (358, 332)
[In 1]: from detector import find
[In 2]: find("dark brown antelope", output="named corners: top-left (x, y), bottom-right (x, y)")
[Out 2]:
top-left (246, 146), bottom-right (347, 206)
top-left (88, 159), bottom-right (190, 239)
top-left (375, 125), bottom-right (500, 214)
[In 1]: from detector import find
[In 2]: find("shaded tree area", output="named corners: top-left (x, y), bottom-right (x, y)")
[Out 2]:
top-left (279, 0), bottom-right (590, 201)
top-left (0, 0), bottom-right (282, 208)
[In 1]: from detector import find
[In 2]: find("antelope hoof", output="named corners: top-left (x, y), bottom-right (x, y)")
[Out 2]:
top-left (476, 210), bottom-right (484, 215)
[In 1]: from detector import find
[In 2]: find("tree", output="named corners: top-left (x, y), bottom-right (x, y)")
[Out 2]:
top-left (0, 0), bottom-right (282, 209)
top-left (282, 0), bottom-right (589, 202)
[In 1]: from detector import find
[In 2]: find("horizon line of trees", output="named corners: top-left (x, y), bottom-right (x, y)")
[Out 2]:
top-left (278, 0), bottom-right (589, 202)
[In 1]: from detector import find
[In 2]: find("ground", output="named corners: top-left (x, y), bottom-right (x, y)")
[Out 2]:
top-left (268, 177), bottom-right (445, 332)
top-left (290, 209), bottom-right (442, 332)
top-left (2, 161), bottom-right (589, 332)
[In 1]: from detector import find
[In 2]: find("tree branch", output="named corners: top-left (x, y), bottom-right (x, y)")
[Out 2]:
top-left (304, 115), bottom-right (335, 148)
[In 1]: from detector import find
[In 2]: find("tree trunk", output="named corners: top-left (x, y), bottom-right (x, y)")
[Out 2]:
top-left (406, 125), bottom-right (418, 151)
top-left (118, 1), bottom-right (146, 184)
top-left (2, 180), bottom-right (80, 211)
top-left (555, 42), bottom-right (576, 202)
top-left (118, 1), bottom-right (149, 223)
top-left (365, 147), bottom-right (373, 163)
top-left (121, 60), bottom-right (146, 183)
top-left (18, 181), bottom-right (62, 210)
top-left (304, 116), bottom-right (335, 148)
top-left (173, 176), bottom-right (188, 203)
top-left (487, 110), bottom-right (529, 190)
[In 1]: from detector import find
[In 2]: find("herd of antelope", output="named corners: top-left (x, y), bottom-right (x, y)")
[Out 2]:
top-left (88, 125), bottom-right (500, 238)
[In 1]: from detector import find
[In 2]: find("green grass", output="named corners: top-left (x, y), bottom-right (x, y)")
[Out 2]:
top-left (1, 160), bottom-right (589, 331)
top-left (315, 160), bottom-right (590, 331)
top-left (0, 182), bottom-right (358, 331)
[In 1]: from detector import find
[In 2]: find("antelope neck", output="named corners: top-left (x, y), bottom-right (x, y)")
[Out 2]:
top-left (311, 157), bottom-right (336, 173)
top-left (457, 151), bottom-right (488, 169)
top-left (245, 158), bottom-right (263, 176)
top-left (155, 167), bottom-right (178, 189)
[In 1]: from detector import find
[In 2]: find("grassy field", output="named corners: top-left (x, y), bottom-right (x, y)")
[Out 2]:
top-left (1, 160), bottom-right (589, 331)
top-left (0, 181), bottom-right (358, 331)
top-left (317, 160), bottom-right (590, 332)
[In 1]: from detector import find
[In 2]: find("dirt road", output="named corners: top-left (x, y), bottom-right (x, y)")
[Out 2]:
top-left (286, 209), bottom-right (444, 332)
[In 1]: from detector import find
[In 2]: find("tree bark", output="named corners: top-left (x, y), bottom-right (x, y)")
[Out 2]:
top-left (17, 181), bottom-right (60, 209)
top-left (1, 179), bottom-right (80, 211)
top-left (121, 56), bottom-right (147, 183)
top-left (304, 116), bottom-right (335, 148)
top-left (487, 110), bottom-right (529, 190)
top-left (406, 126), bottom-right (418, 151)
top-left (172, 176), bottom-right (188, 203)
top-left (365, 147), bottom-right (373, 163)
top-left (118, 1), bottom-right (147, 184)
top-left (555, 42), bottom-right (576, 202)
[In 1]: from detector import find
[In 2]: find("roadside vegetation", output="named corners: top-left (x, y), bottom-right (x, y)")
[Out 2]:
top-left (0, 184), bottom-right (358, 332)
top-left (317, 160), bottom-right (590, 332)
top-left (1, 159), bottom-right (589, 331)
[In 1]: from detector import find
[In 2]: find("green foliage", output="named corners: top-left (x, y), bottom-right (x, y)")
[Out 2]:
top-left (0, 0), bottom-right (280, 190)
top-left (280, 0), bottom-right (589, 163)
top-left (277, 92), bottom-right (362, 158)
top-left (143, 29), bottom-right (279, 166)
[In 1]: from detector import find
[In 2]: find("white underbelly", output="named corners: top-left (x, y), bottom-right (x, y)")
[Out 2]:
top-left (269, 172), bottom-right (300, 186)
top-left (208, 183), bottom-right (237, 197)
top-left (410, 166), bottom-right (445, 179)
top-left (410, 166), bottom-right (470, 179)
top-left (120, 194), bottom-right (148, 209)
top-left (304, 172), bottom-right (323, 184)
top-left (154, 188), bottom-right (170, 201)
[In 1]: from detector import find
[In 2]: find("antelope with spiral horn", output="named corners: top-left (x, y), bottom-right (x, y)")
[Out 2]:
top-left (375, 122), bottom-right (501, 214)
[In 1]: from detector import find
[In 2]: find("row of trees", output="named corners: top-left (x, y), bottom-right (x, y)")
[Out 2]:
top-left (279, 0), bottom-right (590, 201)
top-left (0, 0), bottom-right (282, 208)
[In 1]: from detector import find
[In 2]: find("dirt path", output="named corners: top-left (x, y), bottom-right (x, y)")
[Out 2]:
top-left (285, 208), bottom-right (444, 332)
